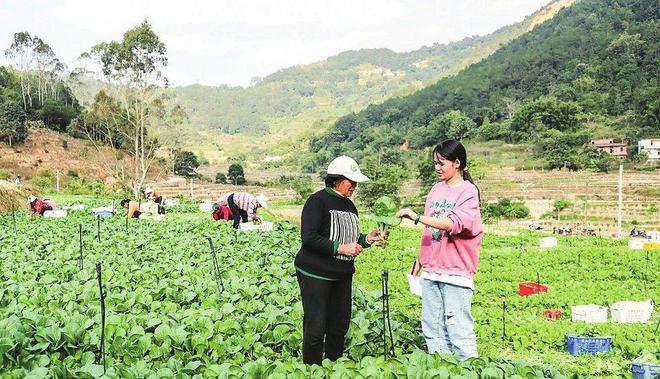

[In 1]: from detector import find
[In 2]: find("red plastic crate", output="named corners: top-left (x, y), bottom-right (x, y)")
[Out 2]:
top-left (543, 309), bottom-right (563, 320)
top-left (518, 282), bottom-right (548, 296)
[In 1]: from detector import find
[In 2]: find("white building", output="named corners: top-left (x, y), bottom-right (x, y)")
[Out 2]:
top-left (638, 139), bottom-right (660, 162)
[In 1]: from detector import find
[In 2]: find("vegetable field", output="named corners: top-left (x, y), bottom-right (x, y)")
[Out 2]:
top-left (0, 199), bottom-right (657, 378)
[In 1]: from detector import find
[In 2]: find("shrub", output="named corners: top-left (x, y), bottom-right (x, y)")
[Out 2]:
top-left (215, 172), bottom-right (227, 184)
top-left (67, 170), bottom-right (79, 178)
top-left (482, 198), bottom-right (529, 220)
top-left (289, 176), bottom-right (314, 204)
top-left (552, 198), bottom-right (573, 212)
top-left (37, 168), bottom-right (54, 179)
top-left (0, 169), bottom-right (11, 180)
top-left (29, 177), bottom-right (52, 192)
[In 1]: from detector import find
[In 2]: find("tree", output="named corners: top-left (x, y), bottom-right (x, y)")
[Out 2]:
top-left (173, 150), bottom-right (199, 178)
top-left (4, 32), bottom-right (36, 111)
top-left (82, 19), bottom-right (169, 196)
top-left (0, 100), bottom-right (27, 146)
top-left (227, 164), bottom-right (246, 185)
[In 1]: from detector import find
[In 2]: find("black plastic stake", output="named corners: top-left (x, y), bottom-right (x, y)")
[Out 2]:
top-left (206, 236), bottom-right (225, 294)
top-left (97, 215), bottom-right (101, 243)
top-left (96, 262), bottom-right (106, 374)
top-left (381, 270), bottom-right (395, 358)
top-left (502, 301), bottom-right (507, 340)
top-left (11, 204), bottom-right (16, 233)
top-left (654, 315), bottom-right (659, 335)
top-left (78, 224), bottom-right (84, 270)
top-left (577, 252), bottom-right (581, 266)
top-left (536, 272), bottom-right (541, 287)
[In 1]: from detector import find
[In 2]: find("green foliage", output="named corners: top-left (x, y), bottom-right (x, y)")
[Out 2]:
top-left (214, 172), bottom-right (227, 184)
top-left (37, 99), bottom-right (78, 132)
top-left (552, 198), bottom-right (573, 212)
top-left (36, 168), bottom-right (54, 179)
top-left (510, 97), bottom-right (581, 143)
top-left (288, 176), bottom-right (314, 204)
top-left (356, 153), bottom-right (409, 207)
top-left (0, 169), bottom-right (11, 180)
top-left (313, 0), bottom-right (659, 162)
top-left (63, 179), bottom-right (107, 195)
top-left (0, 197), bottom-right (656, 377)
top-left (66, 170), bottom-right (78, 178)
top-left (68, 90), bottom-right (130, 149)
top-left (482, 198), bottom-right (530, 220)
top-left (61, 139), bottom-right (68, 149)
top-left (28, 176), bottom-right (51, 192)
top-left (173, 150), bottom-right (200, 178)
top-left (0, 99), bottom-right (27, 145)
top-left (369, 196), bottom-right (401, 235)
top-left (227, 163), bottom-right (246, 185)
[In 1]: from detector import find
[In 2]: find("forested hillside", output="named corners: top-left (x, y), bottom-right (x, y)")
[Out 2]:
top-left (311, 0), bottom-right (659, 170)
top-left (0, 32), bottom-right (79, 146)
top-left (163, 0), bottom-right (572, 142)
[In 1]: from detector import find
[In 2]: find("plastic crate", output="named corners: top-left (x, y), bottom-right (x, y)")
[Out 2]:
top-left (239, 221), bottom-right (274, 231)
top-left (610, 299), bottom-right (653, 323)
top-left (565, 334), bottom-right (611, 356)
top-left (644, 241), bottom-right (659, 251)
top-left (518, 282), bottom-right (548, 296)
top-left (571, 304), bottom-right (608, 323)
top-left (164, 198), bottom-right (180, 206)
top-left (631, 362), bottom-right (660, 379)
top-left (93, 210), bottom-right (114, 218)
top-left (43, 210), bottom-right (67, 218)
top-left (543, 309), bottom-right (563, 320)
top-left (629, 239), bottom-right (645, 250)
top-left (539, 237), bottom-right (558, 249)
top-left (199, 202), bottom-right (215, 212)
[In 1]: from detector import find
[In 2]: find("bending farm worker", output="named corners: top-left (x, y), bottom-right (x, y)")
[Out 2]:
top-left (397, 139), bottom-right (483, 361)
top-left (144, 187), bottom-right (165, 214)
top-left (224, 192), bottom-right (268, 229)
top-left (120, 199), bottom-right (142, 219)
top-left (28, 195), bottom-right (58, 216)
top-left (294, 155), bottom-right (385, 365)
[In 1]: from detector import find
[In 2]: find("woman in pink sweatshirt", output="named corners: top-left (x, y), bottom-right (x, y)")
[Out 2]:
top-left (397, 139), bottom-right (483, 360)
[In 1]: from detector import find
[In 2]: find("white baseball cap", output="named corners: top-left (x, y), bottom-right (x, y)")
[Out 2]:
top-left (27, 195), bottom-right (37, 204)
top-left (256, 195), bottom-right (269, 209)
top-left (145, 187), bottom-right (153, 194)
top-left (327, 156), bottom-right (370, 183)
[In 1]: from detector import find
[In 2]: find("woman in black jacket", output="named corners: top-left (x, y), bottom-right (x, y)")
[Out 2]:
top-left (294, 155), bottom-right (385, 365)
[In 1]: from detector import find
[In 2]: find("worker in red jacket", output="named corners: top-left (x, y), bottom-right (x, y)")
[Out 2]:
top-left (28, 195), bottom-right (58, 215)
top-left (212, 202), bottom-right (233, 221)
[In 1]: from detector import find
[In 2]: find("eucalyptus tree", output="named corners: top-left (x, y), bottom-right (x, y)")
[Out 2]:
top-left (81, 19), bottom-right (170, 195)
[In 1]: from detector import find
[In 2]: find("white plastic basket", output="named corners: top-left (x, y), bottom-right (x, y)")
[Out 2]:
top-left (239, 221), bottom-right (274, 232)
top-left (164, 198), bottom-right (180, 206)
top-left (610, 299), bottom-right (653, 323)
top-left (539, 237), bottom-right (558, 249)
top-left (199, 202), bottom-right (215, 212)
top-left (43, 210), bottom-right (68, 218)
top-left (571, 304), bottom-right (608, 323)
top-left (629, 239), bottom-right (645, 250)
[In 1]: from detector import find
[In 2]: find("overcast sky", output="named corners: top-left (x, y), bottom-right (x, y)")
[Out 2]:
top-left (0, 0), bottom-right (549, 87)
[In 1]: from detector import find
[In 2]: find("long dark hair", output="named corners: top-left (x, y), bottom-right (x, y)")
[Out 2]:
top-left (433, 139), bottom-right (480, 201)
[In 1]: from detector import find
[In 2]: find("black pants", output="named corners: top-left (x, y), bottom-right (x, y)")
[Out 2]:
top-left (227, 194), bottom-right (248, 229)
top-left (296, 272), bottom-right (352, 365)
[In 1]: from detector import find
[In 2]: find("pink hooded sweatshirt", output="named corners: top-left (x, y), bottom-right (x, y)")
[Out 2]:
top-left (418, 180), bottom-right (483, 279)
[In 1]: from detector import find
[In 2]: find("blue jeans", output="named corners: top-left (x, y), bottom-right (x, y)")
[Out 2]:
top-left (421, 279), bottom-right (477, 360)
